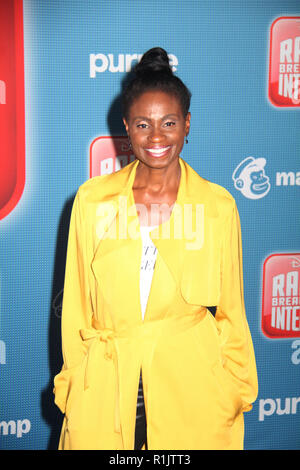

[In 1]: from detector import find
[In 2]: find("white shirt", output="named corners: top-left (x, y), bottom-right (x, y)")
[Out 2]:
top-left (139, 226), bottom-right (158, 320)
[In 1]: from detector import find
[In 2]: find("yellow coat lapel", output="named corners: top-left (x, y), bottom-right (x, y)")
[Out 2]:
top-left (150, 158), bottom-right (221, 307)
top-left (91, 157), bottom-right (224, 324)
top-left (91, 160), bottom-right (142, 326)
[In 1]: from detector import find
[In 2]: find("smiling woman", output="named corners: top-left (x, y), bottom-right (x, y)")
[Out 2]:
top-left (54, 47), bottom-right (258, 450)
top-left (122, 48), bottom-right (191, 227)
top-left (124, 90), bottom-right (190, 226)
top-left (124, 91), bottom-right (190, 166)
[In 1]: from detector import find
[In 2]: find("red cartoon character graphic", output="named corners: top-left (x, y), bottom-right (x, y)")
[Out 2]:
top-left (0, 0), bottom-right (25, 220)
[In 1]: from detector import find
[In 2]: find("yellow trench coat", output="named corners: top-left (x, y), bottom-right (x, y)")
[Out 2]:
top-left (53, 157), bottom-right (258, 450)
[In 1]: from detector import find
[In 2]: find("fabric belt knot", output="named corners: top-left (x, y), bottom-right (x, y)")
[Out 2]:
top-left (79, 311), bottom-right (207, 438)
top-left (80, 326), bottom-right (121, 433)
top-left (98, 328), bottom-right (115, 360)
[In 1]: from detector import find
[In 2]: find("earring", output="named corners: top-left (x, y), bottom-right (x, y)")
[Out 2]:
top-left (128, 137), bottom-right (132, 149)
top-left (185, 136), bottom-right (189, 144)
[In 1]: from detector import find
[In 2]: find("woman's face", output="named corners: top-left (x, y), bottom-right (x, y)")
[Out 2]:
top-left (123, 90), bottom-right (191, 171)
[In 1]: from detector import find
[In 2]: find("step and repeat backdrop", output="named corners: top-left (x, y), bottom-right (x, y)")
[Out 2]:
top-left (0, 0), bottom-right (299, 450)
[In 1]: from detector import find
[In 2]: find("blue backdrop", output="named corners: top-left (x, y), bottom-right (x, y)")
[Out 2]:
top-left (0, 0), bottom-right (299, 450)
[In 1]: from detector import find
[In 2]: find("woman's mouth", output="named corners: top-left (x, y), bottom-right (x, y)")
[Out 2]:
top-left (145, 146), bottom-right (171, 158)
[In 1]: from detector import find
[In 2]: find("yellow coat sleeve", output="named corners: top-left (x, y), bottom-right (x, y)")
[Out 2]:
top-left (60, 190), bottom-right (93, 370)
top-left (216, 201), bottom-right (258, 411)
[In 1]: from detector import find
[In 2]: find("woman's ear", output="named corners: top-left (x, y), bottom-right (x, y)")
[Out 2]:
top-left (122, 118), bottom-right (129, 134)
top-left (185, 112), bottom-right (191, 136)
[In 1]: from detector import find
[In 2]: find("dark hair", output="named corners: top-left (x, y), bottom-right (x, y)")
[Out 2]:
top-left (122, 47), bottom-right (191, 120)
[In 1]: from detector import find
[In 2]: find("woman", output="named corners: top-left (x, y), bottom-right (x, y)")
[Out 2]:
top-left (54, 47), bottom-right (258, 450)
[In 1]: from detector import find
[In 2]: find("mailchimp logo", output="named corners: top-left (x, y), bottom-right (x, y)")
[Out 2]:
top-left (0, 419), bottom-right (31, 438)
top-left (232, 157), bottom-right (271, 200)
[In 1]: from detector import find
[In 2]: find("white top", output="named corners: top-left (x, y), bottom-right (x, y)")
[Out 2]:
top-left (139, 226), bottom-right (158, 320)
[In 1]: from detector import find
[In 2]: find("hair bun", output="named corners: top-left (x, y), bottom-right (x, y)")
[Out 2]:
top-left (135, 47), bottom-right (173, 77)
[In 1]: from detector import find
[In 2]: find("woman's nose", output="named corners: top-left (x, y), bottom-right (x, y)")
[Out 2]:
top-left (148, 126), bottom-right (164, 142)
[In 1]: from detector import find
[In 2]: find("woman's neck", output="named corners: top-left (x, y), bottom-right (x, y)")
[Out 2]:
top-left (133, 158), bottom-right (181, 194)
top-left (132, 158), bottom-right (181, 227)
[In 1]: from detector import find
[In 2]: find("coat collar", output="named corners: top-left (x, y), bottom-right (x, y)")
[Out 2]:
top-left (91, 157), bottom-right (219, 309)
top-left (177, 157), bottom-right (218, 218)
top-left (93, 156), bottom-right (218, 217)
top-left (91, 156), bottom-right (218, 266)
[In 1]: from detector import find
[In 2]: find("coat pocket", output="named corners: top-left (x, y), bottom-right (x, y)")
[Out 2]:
top-left (190, 310), bottom-right (222, 366)
top-left (205, 311), bottom-right (251, 414)
top-left (212, 361), bottom-right (244, 420)
top-left (192, 312), bottom-right (244, 418)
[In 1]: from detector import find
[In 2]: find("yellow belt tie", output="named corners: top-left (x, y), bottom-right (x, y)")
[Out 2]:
top-left (79, 326), bottom-right (121, 433)
top-left (79, 310), bottom-right (207, 437)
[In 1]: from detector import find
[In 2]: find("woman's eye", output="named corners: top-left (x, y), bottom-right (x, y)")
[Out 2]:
top-left (137, 123), bottom-right (148, 129)
top-left (164, 121), bottom-right (176, 127)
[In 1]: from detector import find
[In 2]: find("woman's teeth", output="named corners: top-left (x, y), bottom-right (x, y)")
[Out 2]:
top-left (145, 146), bottom-right (170, 157)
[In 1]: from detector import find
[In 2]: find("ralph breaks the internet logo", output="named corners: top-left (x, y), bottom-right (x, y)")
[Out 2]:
top-left (90, 136), bottom-right (135, 177)
top-left (268, 16), bottom-right (300, 107)
top-left (262, 253), bottom-right (300, 339)
top-left (0, 0), bottom-right (26, 220)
